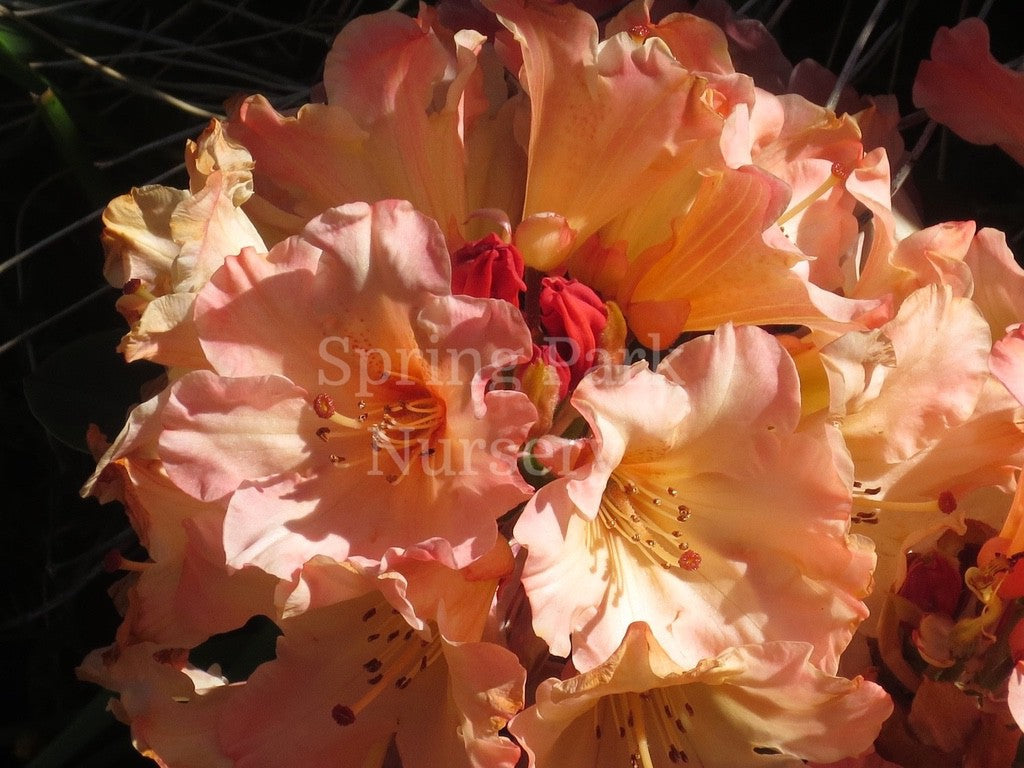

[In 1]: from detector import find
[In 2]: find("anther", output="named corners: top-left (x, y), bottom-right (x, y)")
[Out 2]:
top-left (678, 550), bottom-right (702, 571)
top-left (313, 393), bottom-right (336, 419)
top-left (122, 279), bottom-right (157, 302)
top-left (830, 161), bottom-right (852, 180)
top-left (627, 23), bottom-right (651, 40)
top-left (938, 491), bottom-right (957, 514)
top-left (331, 704), bottom-right (356, 726)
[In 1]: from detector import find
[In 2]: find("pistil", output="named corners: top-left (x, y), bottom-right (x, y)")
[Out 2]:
top-left (776, 161), bottom-right (852, 227)
top-left (851, 486), bottom-right (957, 517)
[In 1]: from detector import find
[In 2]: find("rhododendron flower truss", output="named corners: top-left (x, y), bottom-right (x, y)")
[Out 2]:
top-left (510, 622), bottom-right (892, 768)
top-left (79, 544), bottom-right (526, 768)
top-left (159, 200), bottom-right (536, 587)
top-left (515, 324), bottom-right (874, 673)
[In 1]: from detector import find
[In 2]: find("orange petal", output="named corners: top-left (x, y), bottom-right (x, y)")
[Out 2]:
top-left (492, 0), bottom-right (725, 269)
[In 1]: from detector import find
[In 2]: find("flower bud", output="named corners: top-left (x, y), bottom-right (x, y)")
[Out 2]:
top-left (513, 344), bottom-right (571, 438)
top-left (898, 552), bottom-right (963, 616)
top-left (450, 233), bottom-right (527, 307)
top-left (539, 276), bottom-right (608, 387)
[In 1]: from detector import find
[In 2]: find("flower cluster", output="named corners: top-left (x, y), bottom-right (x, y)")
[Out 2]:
top-left (80, 1), bottom-right (1024, 766)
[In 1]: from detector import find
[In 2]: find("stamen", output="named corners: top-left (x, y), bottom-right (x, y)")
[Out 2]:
top-left (122, 278), bottom-right (157, 302)
top-left (334, 600), bottom-right (443, 726)
top-left (102, 550), bottom-right (150, 573)
top-left (852, 491), bottom-right (957, 515)
top-left (598, 473), bottom-right (701, 572)
top-left (313, 393), bottom-right (363, 430)
top-left (598, 689), bottom-right (694, 768)
top-left (776, 161), bottom-right (852, 226)
top-left (311, 384), bottom-right (445, 472)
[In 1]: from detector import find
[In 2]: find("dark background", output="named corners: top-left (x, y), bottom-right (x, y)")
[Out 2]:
top-left (2, 0), bottom-right (1021, 765)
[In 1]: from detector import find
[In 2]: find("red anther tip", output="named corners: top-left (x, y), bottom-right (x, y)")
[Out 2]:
top-left (678, 549), bottom-right (702, 571)
top-left (830, 161), bottom-right (852, 181)
top-left (331, 704), bottom-right (356, 726)
top-left (627, 23), bottom-right (650, 39)
top-left (313, 393), bottom-right (336, 419)
top-left (102, 549), bottom-right (123, 573)
top-left (938, 491), bottom-right (957, 514)
top-left (122, 278), bottom-right (141, 295)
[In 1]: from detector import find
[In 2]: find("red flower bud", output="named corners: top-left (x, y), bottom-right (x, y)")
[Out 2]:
top-left (539, 276), bottom-right (608, 387)
top-left (450, 234), bottom-right (526, 307)
top-left (898, 552), bottom-right (963, 616)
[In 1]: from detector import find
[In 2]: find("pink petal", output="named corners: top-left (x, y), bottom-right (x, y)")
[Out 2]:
top-left (517, 325), bottom-right (873, 672)
top-left (159, 371), bottom-right (312, 502)
top-left (992, 325), bottom-right (1024, 407)
top-left (914, 18), bottom-right (1024, 165)
top-left (965, 227), bottom-right (1024, 340)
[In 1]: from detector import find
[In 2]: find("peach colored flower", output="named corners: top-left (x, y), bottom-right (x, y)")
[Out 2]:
top-left (509, 622), bottom-right (892, 768)
top-left (80, 543), bottom-right (525, 768)
top-left (102, 122), bottom-right (265, 371)
top-left (515, 324), bottom-right (874, 673)
top-left (159, 200), bottom-right (536, 588)
top-left (492, 0), bottom-right (735, 272)
top-left (82, 393), bottom-right (277, 650)
top-left (914, 18), bottom-right (1024, 166)
top-left (224, 5), bottom-right (522, 247)
top-left (814, 286), bottom-right (1024, 641)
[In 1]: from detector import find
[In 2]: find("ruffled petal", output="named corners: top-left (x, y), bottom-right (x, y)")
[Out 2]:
top-left (510, 623), bottom-right (892, 768)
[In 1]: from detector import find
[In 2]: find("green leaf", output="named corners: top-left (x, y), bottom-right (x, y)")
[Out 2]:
top-left (23, 329), bottom-right (162, 453)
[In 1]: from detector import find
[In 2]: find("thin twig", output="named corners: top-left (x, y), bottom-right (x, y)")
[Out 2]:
top-left (766, 0), bottom-right (795, 31)
top-left (0, 284), bottom-right (114, 356)
top-left (0, 163), bottom-right (185, 278)
top-left (827, 0), bottom-right (892, 112)
top-left (0, 4), bottom-right (221, 119)
top-left (891, 120), bottom-right (938, 194)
